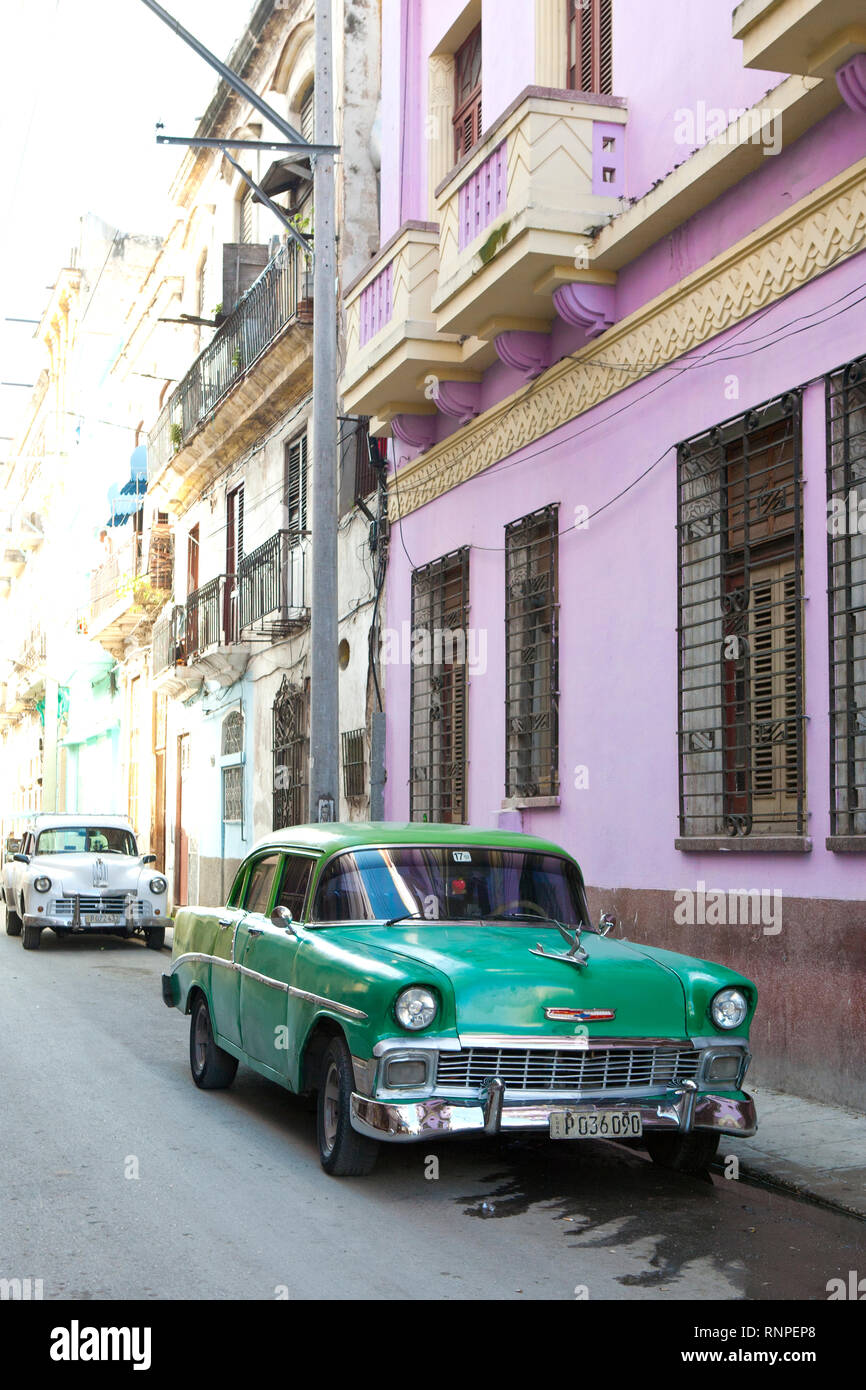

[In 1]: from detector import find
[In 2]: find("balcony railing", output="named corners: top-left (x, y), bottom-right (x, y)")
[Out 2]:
top-left (186, 575), bottom-right (236, 660)
top-left (239, 531), bottom-right (307, 635)
top-left (148, 241), bottom-right (308, 481)
top-left (90, 535), bottom-right (143, 620)
top-left (153, 605), bottom-right (186, 676)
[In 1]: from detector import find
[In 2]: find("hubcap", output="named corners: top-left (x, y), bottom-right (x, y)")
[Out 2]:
top-left (322, 1061), bottom-right (340, 1153)
top-left (193, 1006), bottom-right (209, 1073)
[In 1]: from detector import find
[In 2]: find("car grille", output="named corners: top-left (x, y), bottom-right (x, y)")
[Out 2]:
top-left (435, 1046), bottom-right (702, 1093)
top-left (52, 896), bottom-right (145, 917)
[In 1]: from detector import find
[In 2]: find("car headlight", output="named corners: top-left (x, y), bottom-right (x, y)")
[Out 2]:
top-left (149, 876), bottom-right (167, 895)
top-left (395, 987), bottom-right (438, 1031)
top-left (33, 876), bottom-right (51, 893)
top-left (710, 987), bottom-right (748, 1030)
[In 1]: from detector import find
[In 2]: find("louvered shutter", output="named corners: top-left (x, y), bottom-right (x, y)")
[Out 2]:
top-left (748, 561), bottom-right (801, 824)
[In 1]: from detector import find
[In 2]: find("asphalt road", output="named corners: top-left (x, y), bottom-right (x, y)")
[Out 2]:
top-left (1, 924), bottom-right (863, 1301)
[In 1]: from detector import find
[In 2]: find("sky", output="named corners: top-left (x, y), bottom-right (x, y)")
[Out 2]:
top-left (0, 0), bottom-right (253, 445)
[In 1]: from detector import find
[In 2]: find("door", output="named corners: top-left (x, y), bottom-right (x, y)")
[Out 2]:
top-left (237, 852), bottom-right (314, 1078)
top-left (186, 525), bottom-right (200, 653)
top-left (209, 861), bottom-right (248, 1049)
top-left (225, 484), bottom-right (243, 643)
top-left (175, 734), bottom-right (190, 907)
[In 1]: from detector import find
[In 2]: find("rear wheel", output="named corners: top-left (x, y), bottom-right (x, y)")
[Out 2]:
top-left (5, 903), bottom-right (22, 937)
top-left (145, 926), bottom-right (165, 951)
top-left (189, 994), bottom-right (237, 1090)
top-left (22, 922), bottom-right (42, 951)
top-left (645, 1131), bottom-right (720, 1175)
top-left (317, 1035), bottom-right (379, 1177)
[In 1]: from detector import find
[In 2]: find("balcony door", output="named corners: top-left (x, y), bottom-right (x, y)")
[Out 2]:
top-left (226, 484), bottom-right (244, 643)
top-left (187, 525), bottom-right (200, 655)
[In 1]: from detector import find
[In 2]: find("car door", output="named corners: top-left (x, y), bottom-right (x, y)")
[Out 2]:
top-left (238, 851), bottom-right (316, 1078)
top-left (209, 862), bottom-right (249, 1049)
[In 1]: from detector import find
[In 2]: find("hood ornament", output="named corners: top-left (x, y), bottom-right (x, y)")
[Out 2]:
top-left (530, 921), bottom-right (589, 970)
top-left (92, 857), bottom-right (108, 889)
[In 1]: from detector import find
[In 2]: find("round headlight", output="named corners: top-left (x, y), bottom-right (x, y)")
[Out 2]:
top-left (710, 987), bottom-right (748, 1030)
top-left (395, 987), bottom-right (438, 1031)
top-left (149, 876), bottom-right (167, 895)
top-left (33, 876), bottom-right (51, 893)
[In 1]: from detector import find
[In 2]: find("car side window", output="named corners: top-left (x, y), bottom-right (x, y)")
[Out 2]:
top-left (313, 854), bottom-right (371, 923)
top-left (226, 866), bottom-right (247, 909)
top-left (275, 854), bottom-right (314, 921)
top-left (242, 854), bottom-right (280, 915)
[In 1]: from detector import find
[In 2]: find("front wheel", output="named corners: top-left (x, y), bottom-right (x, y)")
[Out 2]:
top-left (22, 922), bottom-right (42, 951)
top-left (145, 926), bottom-right (165, 951)
top-left (317, 1036), bottom-right (379, 1177)
top-left (645, 1131), bottom-right (720, 1175)
top-left (5, 903), bottom-right (22, 937)
top-left (189, 995), bottom-right (238, 1090)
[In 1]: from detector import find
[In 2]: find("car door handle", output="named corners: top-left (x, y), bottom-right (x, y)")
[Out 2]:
top-left (218, 918), bottom-right (232, 928)
top-left (247, 926), bottom-right (264, 938)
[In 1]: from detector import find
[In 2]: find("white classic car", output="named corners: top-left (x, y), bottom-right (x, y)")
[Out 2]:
top-left (2, 813), bottom-right (170, 951)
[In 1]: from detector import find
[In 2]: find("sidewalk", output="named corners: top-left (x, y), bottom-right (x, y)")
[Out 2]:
top-left (720, 1084), bottom-right (866, 1218)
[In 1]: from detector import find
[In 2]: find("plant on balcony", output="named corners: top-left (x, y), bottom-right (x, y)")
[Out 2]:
top-left (133, 578), bottom-right (171, 618)
top-left (169, 421), bottom-right (183, 452)
top-left (231, 347), bottom-right (243, 370)
top-left (478, 220), bottom-right (510, 266)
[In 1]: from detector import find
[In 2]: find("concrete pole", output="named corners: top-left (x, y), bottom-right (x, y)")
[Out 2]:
top-left (308, 0), bottom-right (339, 822)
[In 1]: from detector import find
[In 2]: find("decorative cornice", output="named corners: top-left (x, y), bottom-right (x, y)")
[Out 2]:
top-left (432, 380), bottom-right (482, 424)
top-left (392, 413), bottom-right (438, 449)
top-left (389, 157), bottom-right (866, 520)
top-left (553, 282), bottom-right (616, 339)
top-left (495, 330), bottom-right (551, 380)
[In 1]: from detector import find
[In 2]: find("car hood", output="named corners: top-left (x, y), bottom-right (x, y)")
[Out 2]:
top-left (32, 854), bottom-right (146, 892)
top-left (335, 922), bottom-right (690, 1039)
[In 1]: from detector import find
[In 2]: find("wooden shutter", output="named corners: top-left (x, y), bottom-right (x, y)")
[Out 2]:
top-left (568, 0), bottom-right (613, 95)
top-left (286, 434), bottom-right (307, 536)
top-left (748, 560), bottom-right (801, 826)
top-left (453, 25), bottom-right (482, 161)
top-left (301, 86), bottom-right (315, 143)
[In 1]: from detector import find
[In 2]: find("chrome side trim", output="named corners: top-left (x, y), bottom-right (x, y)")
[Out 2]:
top-left (373, 1036), bottom-right (462, 1056)
top-left (455, 1034), bottom-right (690, 1051)
top-left (288, 985), bottom-right (368, 1021)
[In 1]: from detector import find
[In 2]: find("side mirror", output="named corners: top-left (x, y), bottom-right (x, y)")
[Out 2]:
top-left (142, 854), bottom-right (157, 865)
top-left (598, 911), bottom-right (616, 937)
top-left (13, 853), bottom-right (30, 864)
top-left (271, 905), bottom-right (297, 935)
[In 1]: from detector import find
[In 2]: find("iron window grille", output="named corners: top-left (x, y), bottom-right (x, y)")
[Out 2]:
top-left (410, 548), bottom-right (470, 824)
top-left (567, 0), bottom-right (613, 95)
top-left (222, 710), bottom-right (244, 757)
top-left (453, 24), bottom-right (482, 160)
top-left (677, 392), bottom-right (805, 838)
top-left (505, 505), bottom-right (560, 799)
top-left (273, 675), bottom-right (308, 830)
top-left (342, 728), bottom-right (366, 800)
top-left (222, 765), bottom-right (243, 825)
top-left (827, 357), bottom-right (866, 837)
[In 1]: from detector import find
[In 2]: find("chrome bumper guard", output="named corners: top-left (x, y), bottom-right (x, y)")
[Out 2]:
top-left (350, 1081), bottom-right (757, 1143)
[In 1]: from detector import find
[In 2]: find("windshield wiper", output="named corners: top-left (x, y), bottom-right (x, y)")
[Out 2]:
top-left (382, 912), bottom-right (424, 927)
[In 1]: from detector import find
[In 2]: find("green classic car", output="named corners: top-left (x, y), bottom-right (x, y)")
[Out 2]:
top-left (162, 823), bottom-right (757, 1177)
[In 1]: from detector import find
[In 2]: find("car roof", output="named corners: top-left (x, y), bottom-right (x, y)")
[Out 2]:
top-left (248, 821), bottom-right (576, 861)
top-left (28, 814), bottom-right (135, 831)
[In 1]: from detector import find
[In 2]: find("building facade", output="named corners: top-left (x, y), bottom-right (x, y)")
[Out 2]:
top-left (340, 0), bottom-right (866, 1105)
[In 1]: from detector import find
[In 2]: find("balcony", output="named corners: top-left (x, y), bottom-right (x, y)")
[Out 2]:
top-left (87, 525), bottom-right (173, 658)
top-left (341, 221), bottom-right (467, 427)
top-left (147, 242), bottom-right (313, 508)
top-left (340, 88), bottom-right (626, 429)
top-left (733, 0), bottom-right (866, 81)
top-left (239, 531), bottom-right (308, 638)
top-left (432, 87), bottom-right (625, 338)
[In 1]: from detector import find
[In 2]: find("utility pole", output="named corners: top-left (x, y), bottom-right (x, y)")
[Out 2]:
top-left (138, 0), bottom-right (340, 822)
top-left (309, 0), bottom-right (339, 823)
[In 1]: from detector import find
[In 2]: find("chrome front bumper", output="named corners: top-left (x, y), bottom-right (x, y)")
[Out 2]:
top-left (24, 914), bottom-right (165, 931)
top-left (350, 1083), bottom-right (757, 1143)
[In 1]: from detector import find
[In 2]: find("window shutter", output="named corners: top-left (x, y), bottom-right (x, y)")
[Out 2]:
top-left (569, 0), bottom-right (613, 96)
top-left (236, 485), bottom-right (244, 563)
top-left (286, 434), bottom-right (308, 536)
top-left (301, 87), bottom-right (315, 143)
top-left (453, 25), bottom-right (482, 161)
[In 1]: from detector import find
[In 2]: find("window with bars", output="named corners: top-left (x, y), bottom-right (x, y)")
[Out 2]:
top-left (505, 506), bottom-right (559, 799)
top-left (222, 765), bottom-right (244, 824)
top-left (342, 728), bottom-right (366, 799)
top-left (273, 676), bottom-right (308, 830)
top-left (677, 393), bottom-right (805, 839)
top-left (222, 710), bottom-right (244, 757)
top-left (827, 357), bottom-right (866, 838)
top-left (285, 433), bottom-right (308, 537)
top-left (410, 548), bottom-right (469, 824)
top-left (453, 24), bottom-right (482, 160)
top-left (567, 0), bottom-right (613, 95)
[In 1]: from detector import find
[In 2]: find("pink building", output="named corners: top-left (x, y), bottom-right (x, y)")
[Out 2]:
top-left (341, 0), bottom-right (866, 1104)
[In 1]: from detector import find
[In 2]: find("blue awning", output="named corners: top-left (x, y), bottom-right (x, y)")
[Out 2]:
top-left (106, 445), bottom-right (148, 527)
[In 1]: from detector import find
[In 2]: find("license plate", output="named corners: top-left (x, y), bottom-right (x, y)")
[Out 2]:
top-left (84, 913), bottom-right (118, 925)
top-left (550, 1109), bottom-right (643, 1140)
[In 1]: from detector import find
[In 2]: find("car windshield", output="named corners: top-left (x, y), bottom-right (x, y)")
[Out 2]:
top-left (313, 846), bottom-right (589, 926)
top-left (35, 826), bottom-right (138, 856)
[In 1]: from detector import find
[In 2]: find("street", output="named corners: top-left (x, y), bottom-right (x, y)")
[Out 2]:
top-left (2, 926), bottom-right (862, 1302)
